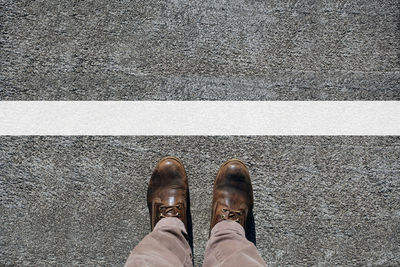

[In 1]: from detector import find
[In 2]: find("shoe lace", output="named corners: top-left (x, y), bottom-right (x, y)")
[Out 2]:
top-left (159, 203), bottom-right (183, 218)
top-left (220, 207), bottom-right (242, 223)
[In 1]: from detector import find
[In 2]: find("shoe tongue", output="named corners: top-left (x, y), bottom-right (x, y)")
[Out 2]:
top-left (218, 190), bottom-right (247, 209)
top-left (165, 208), bottom-right (177, 216)
top-left (159, 189), bottom-right (185, 205)
top-left (166, 196), bottom-right (177, 206)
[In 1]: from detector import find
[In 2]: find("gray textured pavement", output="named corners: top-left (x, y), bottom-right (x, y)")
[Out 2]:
top-left (1, 0), bottom-right (400, 266)
top-left (1, 136), bottom-right (400, 266)
top-left (1, 0), bottom-right (399, 100)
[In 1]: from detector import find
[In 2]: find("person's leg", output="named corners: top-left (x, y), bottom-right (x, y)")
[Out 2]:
top-left (125, 217), bottom-right (192, 267)
top-left (124, 156), bottom-right (193, 267)
top-left (203, 159), bottom-right (267, 267)
top-left (203, 220), bottom-right (266, 267)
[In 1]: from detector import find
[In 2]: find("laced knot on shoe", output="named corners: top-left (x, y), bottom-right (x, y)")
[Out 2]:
top-left (159, 203), bottom-right (183, 218)
top-left (220, 207), bottom-right (242, 223)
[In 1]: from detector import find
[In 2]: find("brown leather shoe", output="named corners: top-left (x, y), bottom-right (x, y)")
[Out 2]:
top-left (147, 156), bottom-right (189, 230)
top-left (210, 159), bottom-right (254, 231)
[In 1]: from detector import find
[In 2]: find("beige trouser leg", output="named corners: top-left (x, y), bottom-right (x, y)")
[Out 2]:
top-left (125, 217), bottom-right (193, 267)
top-left (203, 220), bottom-right (267, 267)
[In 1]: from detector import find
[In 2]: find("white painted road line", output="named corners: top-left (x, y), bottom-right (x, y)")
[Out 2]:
top-left (0, 101), bottom-right (399, 135)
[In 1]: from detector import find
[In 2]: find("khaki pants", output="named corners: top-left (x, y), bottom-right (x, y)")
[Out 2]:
top-left (125, 217), bottom-right (267, 267)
